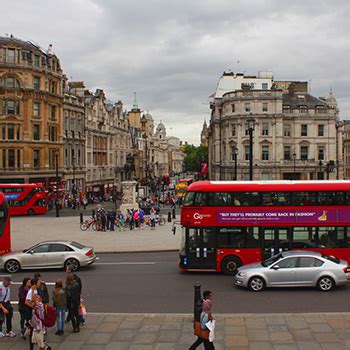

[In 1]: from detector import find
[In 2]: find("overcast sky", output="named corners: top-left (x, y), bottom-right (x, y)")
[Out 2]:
top-left (1, 0), bottom-right (350, 145)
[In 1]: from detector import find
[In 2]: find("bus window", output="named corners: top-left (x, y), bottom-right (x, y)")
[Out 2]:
top-left (183, 192), bottom-right (195, 206)
top-left (217, 227), bottom-right (259, 248)
top-left (261, 192), bottom-right (290, 206)
top-left (318, 226), bottom-right (347, 248)
top-left (193, 192), bottom-right (207, 206)
top-left (207, 192), bottom-right (233, 206)
top-left (292, 227), bottom-right (317, 247)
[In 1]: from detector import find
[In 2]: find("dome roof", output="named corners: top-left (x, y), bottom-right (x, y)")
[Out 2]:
top-left (142, 112), bottom-right (154, 121)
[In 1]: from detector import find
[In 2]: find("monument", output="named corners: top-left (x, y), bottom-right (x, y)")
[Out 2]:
top-left (119, 181), bottom-right (139, 217)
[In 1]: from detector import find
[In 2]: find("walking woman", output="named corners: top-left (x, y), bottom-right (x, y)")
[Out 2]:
top-left (52, 280), bottom-right (66, 335)
top-left (65, 274), bottom-right (81, 333)
top-left (18, 277), bottom-right (31, 339)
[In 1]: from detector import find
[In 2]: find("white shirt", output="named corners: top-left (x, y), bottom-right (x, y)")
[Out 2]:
top-left (26, 288), bottom-right (38, 302)
top-left (0, 282), bottom-right (10, 302)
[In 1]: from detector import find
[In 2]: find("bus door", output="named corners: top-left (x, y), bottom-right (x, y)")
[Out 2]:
top-left (186, 228), bottom-right (216, 270)
top-left (261, 227), bottom-right (289, 260)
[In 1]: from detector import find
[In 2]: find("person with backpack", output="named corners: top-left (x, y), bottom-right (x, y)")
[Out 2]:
top-left (189, 290), bottom-right (215, 350)
top-left (18, 277), bottom-right (32, 339)
top-left (52, 280), bottom-right (66, 335)
top-left (65, 274), bottom-right (81, 333)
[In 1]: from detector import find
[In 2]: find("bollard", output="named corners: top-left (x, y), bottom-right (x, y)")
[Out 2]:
top-left (167, 212), bottom-right (172, 222)
top-left (194, 282), bottom-right (202, 322)
top-left (92, 209), bottom-right (95, 218)
top-left (172, 208), bottom-right (176, 219)
top-left (80, 212), bottom-right (83, 224)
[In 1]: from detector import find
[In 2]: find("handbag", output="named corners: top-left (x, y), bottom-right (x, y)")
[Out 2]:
top-left (193, 321), bottom-right (209, 340)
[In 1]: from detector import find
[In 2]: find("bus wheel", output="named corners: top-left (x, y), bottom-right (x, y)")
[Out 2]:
top-left (5, 259), bottom-right (20, 273)
top-left (221, 256), bottom-right (242, 275)
top-left (28, 209), bottom-right (34, 215)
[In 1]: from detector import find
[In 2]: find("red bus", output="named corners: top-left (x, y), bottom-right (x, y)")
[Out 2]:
top-left (0, 184), bottom-right (47, 216)
top-left (179, 181), bottom-right (350, 274)
top-left (0, 193), bottom-right (11, 254)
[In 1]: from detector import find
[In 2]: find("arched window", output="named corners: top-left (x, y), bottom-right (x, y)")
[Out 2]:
top-left (1, 76), bottom-right (20, 89)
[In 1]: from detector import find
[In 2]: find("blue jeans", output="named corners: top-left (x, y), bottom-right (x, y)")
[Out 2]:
top-left (56, 306), bottom-right (65, 332)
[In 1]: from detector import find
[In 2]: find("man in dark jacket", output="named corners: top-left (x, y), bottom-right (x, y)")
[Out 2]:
top-left (33, 273), bottom-right (49, 304)
top-left (66, 265), bottom-right (83, 324)
top-left (65, 275), bottom-right (81, 333)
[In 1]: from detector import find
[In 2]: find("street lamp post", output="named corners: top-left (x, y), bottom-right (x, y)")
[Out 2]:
top-left (292, 152), bottom-right (296, 180)
top-left (233, 146), bottom-right (238, 180)
top-left (55, 149), bottom-right (60, 218)
top-left (247, 117), bottom-right (255, 181)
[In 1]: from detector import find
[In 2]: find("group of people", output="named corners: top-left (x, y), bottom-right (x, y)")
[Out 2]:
top-left (0, 266), bottom-right (84, 350)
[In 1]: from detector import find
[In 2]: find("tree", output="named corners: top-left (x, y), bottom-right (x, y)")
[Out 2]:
top-left (184, 145), bottom-right (208, 172)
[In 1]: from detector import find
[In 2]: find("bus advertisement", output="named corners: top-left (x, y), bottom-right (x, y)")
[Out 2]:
top-left (0, 192), bottom-right (11, 254)
top-left (179, 181), bottom-right (350, 274)
top-left (0, 184), bottom-right (47, 216)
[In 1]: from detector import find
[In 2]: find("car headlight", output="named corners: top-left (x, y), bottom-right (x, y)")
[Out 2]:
top-left (237, 271), bottom-right (246, 277)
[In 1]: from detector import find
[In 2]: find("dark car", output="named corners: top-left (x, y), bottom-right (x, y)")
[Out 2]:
top-left (139, 201), bottom-right (160, 215)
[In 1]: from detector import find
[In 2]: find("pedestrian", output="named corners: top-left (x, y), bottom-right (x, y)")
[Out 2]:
top-left (30, 294), bottom-right (47, 350)
top-left (138, 208), bottom-right (145, 229)
top-left (106, 210), bottom-right (112, 230)
top-left (65, 274), bottom-right (81, 333)
top-left (18, 277), bottom-right (31, 339)
top-left (101, 209), bottom-right (107, 231)
top-left (150, 207), bottom-right (156, 230)
top-left (133, 209), bottom-right (139, 229)
top-left (65, 265), bottom-right (83, 324)
top-left (109, 210), bottom-right (116, 231)
top-left (0, 276), bottom-right (15, 338)
top-left (189, 290), bottom-right (215, 350)
top-left (33, 273), bottom-right (49, 304)
top-left (52, 280), bottom-right (66, 335)
top-left (129, 209), bottom-right (134, 230)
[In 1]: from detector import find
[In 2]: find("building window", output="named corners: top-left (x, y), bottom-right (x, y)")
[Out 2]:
top-left (318, 124), bottom-right (324, 137)
top-left (8, 149), bottom-right (14, 168)
top-left (300, 106), bottom-right (308, 113)
top-left (33, 124), bottom-right (40, 140)
top-left (16, 126), bottom-right (20, 140)
top-left (2, 149), bottom-right (6, 168)
top-left (8, 49), bottom-right (15, 63)
top-left (17, 149), bottom-right (20, 168)
top-left (1, 126), bottom-right (5, 140)
top-left (7, 124), bottom-right (14, 140)
top-left (33, 102), bottom-right (40, 117)
top-left (284, 124), bottom-right (291, 137)
top-left (262, 145), bottom-right (269, 161)
top-left (318, 147), bottom-right (325, 160)
top-left (231, 104), bottom-right (235, 113)
top-left (34, 55), bottom-right (40, 68)
top-left (231, 124), bottom-right (236, 136)
top-left (262, 83), bottom-right (268, 90)
top-left (244, 103), bottom-right (251, 112)
top-left (7, 100), bottom-right (15, 115)
top-left (301, 124), bottom-right (308, 137)
top-left (262, 122), bottom-right (269, 136)
top-left (245, 145), bottom-right (250, 161)
top-left (262, 103), bottom-right (268, 112)
top-left (51, 105), bottom-right (56, 120)
top-left (33, 77), bottom-right (40, 91)
top-left (49, 126), bottom-right (56, 142)
top-left (284, 146), bottom-right (291, 160)
top-left (300, 146), bottom-right (308, 160)
top-left (33, 150), bottom-right (40, 168)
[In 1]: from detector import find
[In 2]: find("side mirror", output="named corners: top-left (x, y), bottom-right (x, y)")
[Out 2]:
top-left (272, 265), bottom-right (279, 270)
top-left (29, 250), bottom-right (34, 255)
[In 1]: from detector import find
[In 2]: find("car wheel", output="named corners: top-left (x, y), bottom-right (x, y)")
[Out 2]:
top-left (248, 276), bottom-right (266, 292)
top-left (65, 258), bottom-right (80, 271)
top-left (221, 256), bottom-right (242, 275)
top-left (28, 209), bottom-right (35, 215)
top-left (5, 259), bottom-right (20, 273)
top-left (317, 276), bottom-right (335, 292)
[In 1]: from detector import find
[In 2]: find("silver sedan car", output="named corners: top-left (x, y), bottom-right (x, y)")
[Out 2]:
top-left (234, 250), bottom-right (350, 292)
top-left (0, 240), bottom-right (97, 273)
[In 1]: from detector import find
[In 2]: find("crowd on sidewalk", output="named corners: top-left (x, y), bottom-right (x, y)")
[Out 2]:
top-left (0, 265), bottom-right (85, 350)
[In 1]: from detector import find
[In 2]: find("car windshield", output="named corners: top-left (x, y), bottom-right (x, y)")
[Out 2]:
top-left (261, 253), bottom-right (283, 267)
top-left (70, 241), bottom-right (86, 249)
top-left (321, 254), bottom-right (340, 264)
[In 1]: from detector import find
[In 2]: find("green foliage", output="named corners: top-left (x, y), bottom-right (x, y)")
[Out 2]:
top-left (183, 145), bottom-right (208, 172)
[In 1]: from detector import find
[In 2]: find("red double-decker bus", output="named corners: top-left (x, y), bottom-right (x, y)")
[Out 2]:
top-left (0, 184), bottom-right (47, 216)
top-left (0, 193), bottom-right (11, 254)
top-left (179, 181), bottom-right (350, 274)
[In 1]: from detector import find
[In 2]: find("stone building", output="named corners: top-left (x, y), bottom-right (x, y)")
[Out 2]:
top-left (208, 72), bottom-right (343, 181)
top-left (62, 80), bottom-right (85, 193)
top-left (343, 120), bottom-right (350, 179)
top-left (0, 36), bottom-right (63, 186)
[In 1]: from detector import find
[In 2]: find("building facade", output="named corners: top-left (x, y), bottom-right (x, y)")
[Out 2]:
top-left (209, 72), bottom-right (343, 181)
top-left (0, 36), bottom-right (63, 186)
top-left (343, 120), bottom-right (350, 179)
top-left (62, 81), bottom-right (86, 193)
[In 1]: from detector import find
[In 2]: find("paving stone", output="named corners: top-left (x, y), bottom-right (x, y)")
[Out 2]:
top-left (225, 325), bottom-right (247, 335)
top-left (179, 332), bottom-right (196, 345)
top-left (249, 342), bottom-right (274, 350)
top-left (111, 329), bottom-right (138, 341)
top-left (57, 340), bottom-right (85, 350)
top-left (328, 319), bottom-right (349, 330)
top-left (247, 329), bottom-right (270, 341)
top-left (226, 317), bottom-right (245, 326)
top-left (225, 335), bottom-right (249, 347)
top-left (157, 330), bottom-right (181, 342)
top-left (119, 319), bottom-right (142, 329)
top-left (313, 332), bottom-right (340, 343)
top-left (96, 322), bottom-right (120, 333)
top-left (296, 341), bottom-right (321, 350)
top-left (338, 331), bottom-right (350, 340)
top-left (80, 345), bottom-right (106, 350)
top-left (86, 332), bottom-right (113, 345)
top-left (160, 322), bottom-right (183, 330)
top-left (103, 314), bottom-right (125, 323)
top-left (309, 323), bottom-right (332, 332)
top-left (153, 343), bottom-right (177, 350)
top-left (320, 343), bottom-right (346, 350)
top-left (139, 324), bottom-right (161, 332)
top-left (273, 345), bottom-right (298, 350)
top-left (290, 329), bottom-right (314, 341)
top-left (265, 316), bottom-right (286, 325)
top-left (64, 329), bottom-right (94, 341)
top-left (129, 345), bottom-right (153, 350)
top-left (133, 332), bottom-right (157, 344)
top-left (286, 319), bottom-right (308, 330)
top-left (106, 342), bottom-right (130, 350)
top-left (269, 325), bottom-right (289, 332)
top-left (270, 331), bottom-right (294, 343)
top-left (304, 315), bottom-right (326, 323)
top-left (246, 318), bottom-right (267, 329)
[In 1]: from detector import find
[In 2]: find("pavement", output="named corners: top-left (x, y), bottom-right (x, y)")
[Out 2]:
top-left (2, 312), bottom-right (350, 349)
top-left (10, 215), bottom-right (181, 253)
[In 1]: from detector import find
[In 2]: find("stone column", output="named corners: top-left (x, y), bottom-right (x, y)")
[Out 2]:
top-left (119, 181), bottom-right (139, 216)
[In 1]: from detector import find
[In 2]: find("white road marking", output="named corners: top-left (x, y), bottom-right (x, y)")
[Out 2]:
top-left (94, 262), bottom-right (156, 265)
top-left (11, 282), bottom-right (55, 286)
